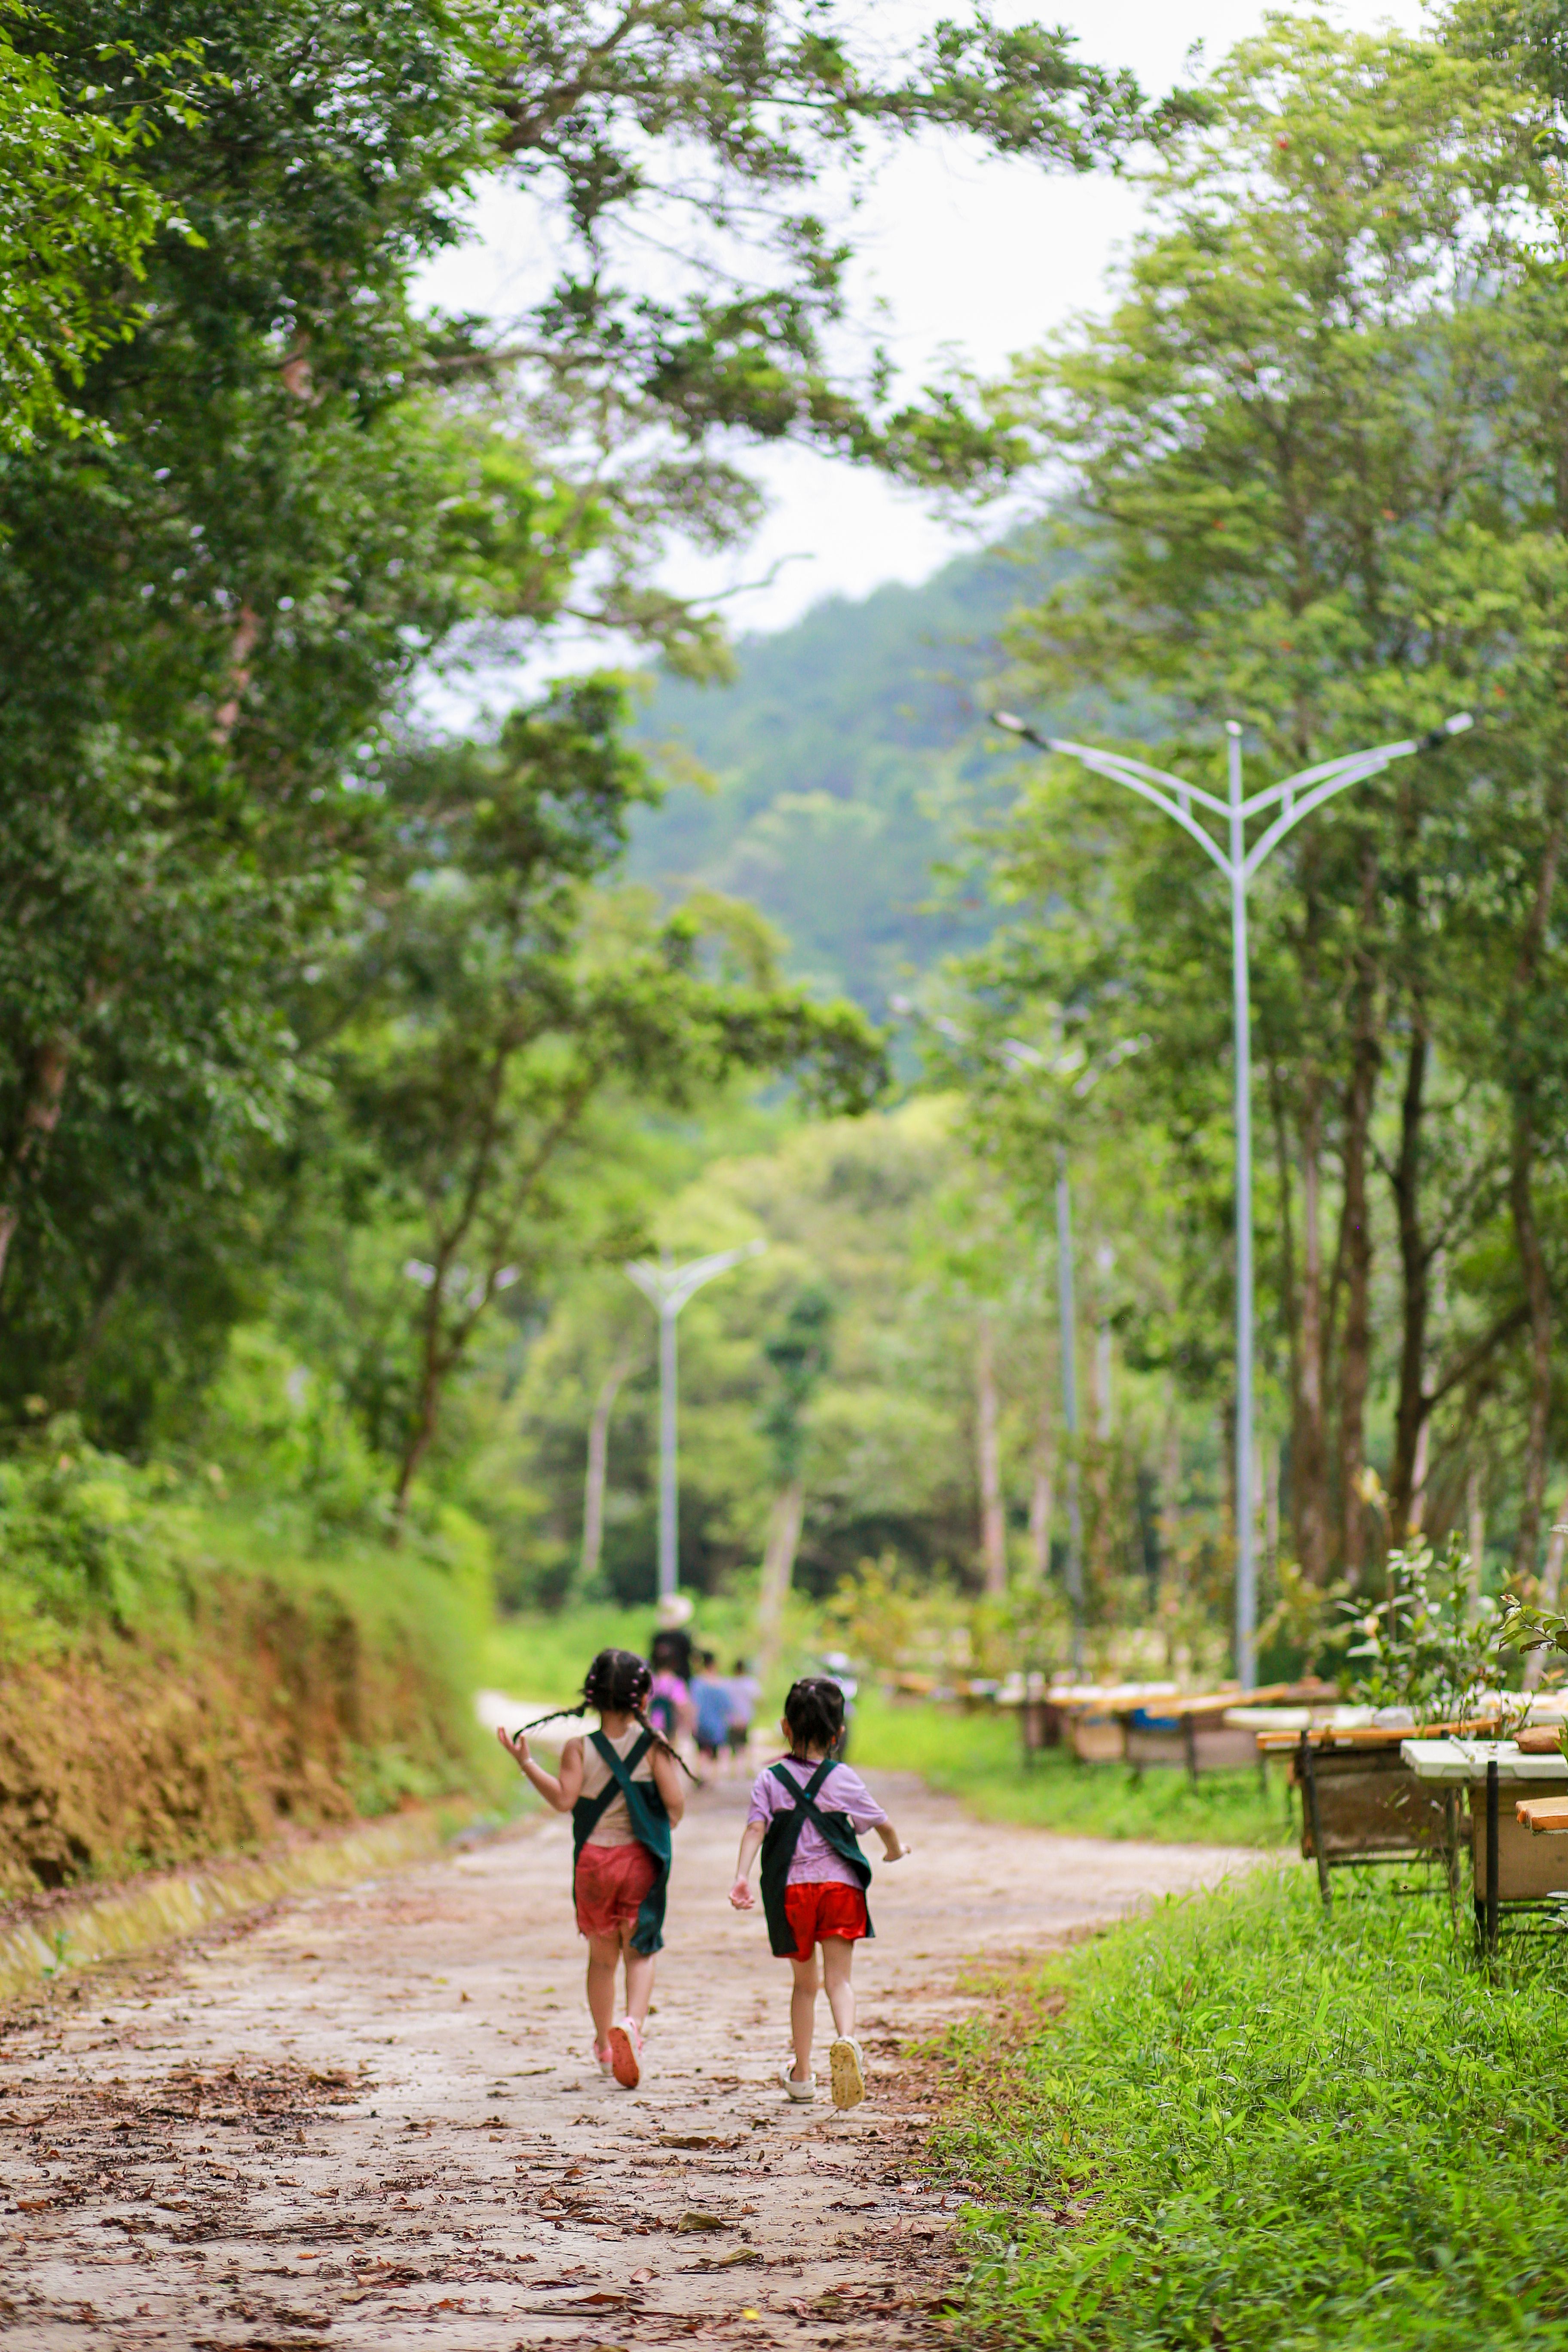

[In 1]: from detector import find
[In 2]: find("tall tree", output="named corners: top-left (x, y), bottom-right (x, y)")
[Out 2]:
top-left (0, 0), bottom-right (1179, 1437)
top-left (756, 1285), bottom-right (834, 1668)
top-left (968, 18), bottom-right (1561, 1586)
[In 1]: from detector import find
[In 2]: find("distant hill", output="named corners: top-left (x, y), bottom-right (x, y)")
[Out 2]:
top-left (627, 545), bottom-right (1041, 1013)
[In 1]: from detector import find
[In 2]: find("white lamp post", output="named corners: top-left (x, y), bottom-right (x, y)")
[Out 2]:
top-left (992, 708), bottom-right (1473, 1686)
top-left (626, 1242), bottom-right (766, 1600)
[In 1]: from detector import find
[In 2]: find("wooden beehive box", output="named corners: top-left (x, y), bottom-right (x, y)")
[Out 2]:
top-left (1293, 1741), bottom-right (1452, 1860)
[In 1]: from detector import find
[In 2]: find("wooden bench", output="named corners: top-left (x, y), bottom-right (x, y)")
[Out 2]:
top-left (1121, 1683), bottom-right (1338, 1789)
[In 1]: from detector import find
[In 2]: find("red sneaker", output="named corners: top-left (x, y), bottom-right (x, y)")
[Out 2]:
top-left (606, 2015), bottom-right (643, 2089)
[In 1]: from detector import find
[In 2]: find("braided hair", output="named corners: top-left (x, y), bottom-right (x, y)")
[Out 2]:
top-left (514, 1647), bottom-right (698, 1779)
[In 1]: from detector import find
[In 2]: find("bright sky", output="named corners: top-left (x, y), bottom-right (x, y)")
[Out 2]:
top-left (422, 0), bottom-right (1425, 657)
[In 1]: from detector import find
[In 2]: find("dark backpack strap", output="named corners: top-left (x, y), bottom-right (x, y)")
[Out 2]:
top-left (771, 1760), bottom-right (870, 1877)
top-left (758, 1758), bottom-right (872, 1957)
top-left (573, 1731), bottom-right (655, 1858)
top-left (573, 1731), bottom-right (672, 1958)
top-left (572, 1779), bottom-right (620, 1845)
top-left (592, 1728), bottom-right (654, 1797)
top-left (769, 1757), bottom-right (836, 1803)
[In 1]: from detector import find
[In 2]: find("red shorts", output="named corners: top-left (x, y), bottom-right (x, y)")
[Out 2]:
top-left (575, 1841), bottom-right (657, 1941)
top-left (781, 1880), bottom-right (868, 1960)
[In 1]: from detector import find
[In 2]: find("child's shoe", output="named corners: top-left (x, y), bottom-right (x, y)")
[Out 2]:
top-left (594, 2041), bottom-right (615, 2076)
top-left (607, 2015), bottom-right (643, 2089)
top-left (779, 2061), bottom-right (815, 2103)
top-left (828, 2036), bottom-right (867, 2111)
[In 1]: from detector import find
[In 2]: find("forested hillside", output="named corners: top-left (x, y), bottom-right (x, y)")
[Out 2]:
top-left (627, 551), bottom-right (1020, 1008)
top-left (628, 542), bottom-right (1131, 1012)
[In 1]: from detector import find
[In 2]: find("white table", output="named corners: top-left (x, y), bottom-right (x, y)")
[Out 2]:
top-left (1403, 1740), bottom-right (1568, 1945)
top-left (1401, 1738), bottom-right (1568, 1783)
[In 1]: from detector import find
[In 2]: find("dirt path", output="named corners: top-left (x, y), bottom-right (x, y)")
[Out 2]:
top-left (0, 1770), bottom-right (1260, 2350)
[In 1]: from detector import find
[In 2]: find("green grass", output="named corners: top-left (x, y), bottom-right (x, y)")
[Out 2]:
top-left (851, 1693), bottom-right (1292, 1850)
top-left (935, 1868), bottom-right (1568, 2351)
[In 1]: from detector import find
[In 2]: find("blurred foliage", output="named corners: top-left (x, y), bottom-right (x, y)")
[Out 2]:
top-left (1338, 1535), bottom-right (1505, 1717)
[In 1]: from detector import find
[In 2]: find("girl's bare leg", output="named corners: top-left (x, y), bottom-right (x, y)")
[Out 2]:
top-left (788, 1953), bottom-right (820, 2082)
top-left (820, 1938), bottom-right (856, 2039)
top-left (586, 1936), bottom-right (621, 2044)
top-left (621, 1930), bottom-right (655, 2027)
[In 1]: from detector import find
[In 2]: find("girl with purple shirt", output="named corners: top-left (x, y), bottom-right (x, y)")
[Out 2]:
top-left (729, 1676), bottom-right (910, 2110)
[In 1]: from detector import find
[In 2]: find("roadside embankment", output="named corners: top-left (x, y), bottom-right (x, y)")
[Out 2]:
top-left (0, 1442), bottom-right (505, 1899)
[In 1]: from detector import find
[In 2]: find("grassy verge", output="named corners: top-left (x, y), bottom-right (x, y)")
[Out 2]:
top-left (851, 1693), bottom-right (1291, 1850)
top-left (935, 1867), bottom-right (1568, 2350)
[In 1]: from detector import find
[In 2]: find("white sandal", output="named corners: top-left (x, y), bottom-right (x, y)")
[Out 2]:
top-left (829, 2036), bottom-right (867, 2110)
top-left (779, 2060), bottom-right (815, 2103)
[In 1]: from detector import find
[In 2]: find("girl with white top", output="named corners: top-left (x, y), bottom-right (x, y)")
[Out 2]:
top-left (499, 1649), bottom-right (690, 2087)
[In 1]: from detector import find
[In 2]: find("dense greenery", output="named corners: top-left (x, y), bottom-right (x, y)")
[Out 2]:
top-left (910, 7), bottom-right (1568, 1657)
top-left (5, 0), bottom-right (1138, 1500)
top-left (481, 1097), bottom-right (1231, 1617)
top-left (937, 1869), bottom-right (1568, 2350)
top-left (7, 0), bottom-right (1568, 1720)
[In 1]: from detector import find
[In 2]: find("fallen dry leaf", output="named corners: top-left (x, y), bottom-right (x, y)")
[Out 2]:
top-left (677, 2210), bottom-right (726, 2232)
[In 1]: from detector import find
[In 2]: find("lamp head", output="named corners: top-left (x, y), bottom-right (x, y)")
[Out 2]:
top-left (992, 710), bottom-right (1027, 734)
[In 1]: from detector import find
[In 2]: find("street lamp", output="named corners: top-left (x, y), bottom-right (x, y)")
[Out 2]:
top-left (992, 707), bottom-right (1473, 1686)
top-left (626, 1242), bottom-right (766, 1600)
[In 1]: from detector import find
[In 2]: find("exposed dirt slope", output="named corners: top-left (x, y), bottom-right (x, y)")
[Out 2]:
top-left (0, 1576), bottom-right (477, 1896)
top-left (0, 1767), bottom-right (1262, 2349)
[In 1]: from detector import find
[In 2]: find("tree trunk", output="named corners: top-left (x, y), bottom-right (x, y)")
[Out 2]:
top-left (1408, 1416), bottom-right (1430, 1534)
top-left (1337, 850), bottom-right (1380, 1579)
top-left (1510, 1097), bottom-right (1553, 1582)
top-left (1466, 1468), bottom-right (1485, 1601)
top-left (756, 1478), bottom-right (804, 1677)
top-left (581, 1349), bottom-right (633, 1585)
top-left (975, 1305), bottom-right (1007, 1594)
top-left (1158, 1396), bottom-right (1182, 1669)
top-left (1508, 800), bottom-right (1565, 1584)
top-left (1386, 1028), bottom-right (1430, 1543)
top-left (1027, 1371), bottom-right (1054, 1584)
top-left (0, 1030), bottom-right (74, 1287)
top-left (1264, 1433), bottom-right (1280, 1581)
top-left (392, 1278), bottom-right (453, 1536)
top-left (1524, 1477), bottom-right (1568, 1690)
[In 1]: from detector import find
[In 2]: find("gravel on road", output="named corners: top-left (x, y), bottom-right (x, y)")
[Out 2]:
top-left (0, 1766), bottom-right (1261, 2351)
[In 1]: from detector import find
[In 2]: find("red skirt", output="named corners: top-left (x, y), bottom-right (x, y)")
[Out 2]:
top-left (575, 1840), bottom-right (657, 1941)
top-left (781, 1880), bottom-right (868, 1960)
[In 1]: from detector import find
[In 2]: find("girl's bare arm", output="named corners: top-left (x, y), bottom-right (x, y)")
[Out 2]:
top-left (875, 1819), bottom-right (913, 1861)
top-left (729, 1821), bottom-right (765, 1908)
top-left (496, 1727), bottom-right (583, 1813)
top-left (650, 1743), bottom-right (686, 1825)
